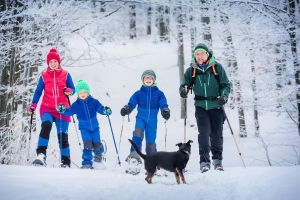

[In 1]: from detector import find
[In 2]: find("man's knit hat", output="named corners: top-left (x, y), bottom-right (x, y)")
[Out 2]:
top-left (76, 79), bottom-right (90, 95)
top-left (194, 43), bottom-right (210, 57)
top-left (141, 70), bottom-right (156, 82)
top-left (46, 48), bottom-right (61, 65)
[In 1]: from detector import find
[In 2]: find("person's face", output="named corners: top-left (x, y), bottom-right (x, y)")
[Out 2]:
top-left (143, 76), bottom-right (154, 86)
top-left (195, 50), bottom-right (209, 64)
top-left (79, 90), bottom-right (89, 100)
top-left (48, 59), bottom-right (59, 70)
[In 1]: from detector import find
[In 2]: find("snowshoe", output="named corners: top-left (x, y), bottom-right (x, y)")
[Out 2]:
top-left (125, 151), bottom-right (142, 175)
top-left (81, 164), bottom-right (94, 169)
top-left (93, 140), bottom-right (109, 170)
top-left (93, 154), bottom-right (109, 170)
top-left (32, 153), bottom-right (46, 167)
top-left (100, 140), bottom-right (107, 162)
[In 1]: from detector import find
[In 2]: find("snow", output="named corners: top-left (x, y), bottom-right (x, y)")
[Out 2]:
top-left (1, 164), bottom-right (299, 200)
top-left (1, 37), bottom-right (300, 200)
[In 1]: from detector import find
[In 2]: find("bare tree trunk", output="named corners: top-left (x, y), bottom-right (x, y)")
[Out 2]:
top-left (220, 12), bottom-right (247, 137)
top-left (201, 2), bottom-right (211, 43)
top-left (175, 1), bottom-right (186, 119)
top-left (157, 5), bottom-right (170, 42)
top-left (250, 43), bottom-right (259, 137)
top-left (129, 4), bottom-right (136, 39)
top-left (0, 0), bottom-right (24, 164)
top-left (189, 0), bottom-right (196, 58)
top-left (147, 6), bottom-right (151, 35)
top-left (100, 1), bottom-right (105, 12)
top-left (287, 0), bottom-right (300, 135)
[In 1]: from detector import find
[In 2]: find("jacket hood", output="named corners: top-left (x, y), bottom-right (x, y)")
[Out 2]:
top-left (191, 55), bottom-right (216, 69)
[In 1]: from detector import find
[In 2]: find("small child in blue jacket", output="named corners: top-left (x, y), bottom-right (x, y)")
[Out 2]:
top-left (57, 79), bottom-right (112, 169)
top-left (120, 70), bottom-right (170, 174)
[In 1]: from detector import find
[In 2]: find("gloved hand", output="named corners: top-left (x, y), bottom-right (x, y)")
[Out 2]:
top-left (63, 87), bottom-right (73, 96)
top-left (161, 107), bottom-right (170, 120)
top-left (56, 104), bottom-right (67, 113)
top-left (217, 96), bottom-right (227, 106)
top-left (120, 105), bottom-right (132, 116)
top-left (28, 103), bottom-right (37, 115)
top-left (104, 106), bottom-right (112, 115)
top-left (180, 87), bottom-right (189, 98)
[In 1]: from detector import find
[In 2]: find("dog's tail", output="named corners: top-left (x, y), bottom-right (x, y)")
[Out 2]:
top-left (128, 139), bottom-right (146, 160)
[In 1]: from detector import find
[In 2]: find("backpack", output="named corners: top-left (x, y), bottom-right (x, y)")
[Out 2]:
top-left (190, 64), bottom-right (219, 89)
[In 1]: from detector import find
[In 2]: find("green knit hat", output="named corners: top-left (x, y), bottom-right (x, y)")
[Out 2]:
top-left (141, 70), bottom-right (156, 82)
top-left (76, 79), bottom-right (90, 95)
top-left (194, 43), bottom-right (210, 57)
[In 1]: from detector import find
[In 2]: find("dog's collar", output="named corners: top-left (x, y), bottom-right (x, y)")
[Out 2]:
top-left (181, 150), bottom-right (190, 156)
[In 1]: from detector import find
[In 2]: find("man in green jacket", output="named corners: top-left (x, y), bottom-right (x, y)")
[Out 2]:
top-left (179, 43), bottom-right (230, 173)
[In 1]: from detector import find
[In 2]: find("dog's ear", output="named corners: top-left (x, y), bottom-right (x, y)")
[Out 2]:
top-left (176, 143), bottom-right (183, 147)
top-left (187, 140), bottom-right (193, 145)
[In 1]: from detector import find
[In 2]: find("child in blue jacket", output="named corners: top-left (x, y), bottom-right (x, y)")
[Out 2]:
top-left (57, 79), bottom-right (112, 169)
top-left (120, 70), bottom-right (170, 174)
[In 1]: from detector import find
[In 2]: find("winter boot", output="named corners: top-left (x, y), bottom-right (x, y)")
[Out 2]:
top-left (125, 151), bottom-right (142, 175)
top-left (32, 153), bottom-right (46, 166)
top-left (200, 164), bottom-right (210, 173)
top-left (81, 164), bottom-right (94, 169)
top-left (214, 162), bottom-right (224, 171)
top-left (61, 156), bottom-right (71, 168)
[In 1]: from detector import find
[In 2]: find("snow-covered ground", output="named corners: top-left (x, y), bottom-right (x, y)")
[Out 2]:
top-left (1, 37), bottom-right (300, 200)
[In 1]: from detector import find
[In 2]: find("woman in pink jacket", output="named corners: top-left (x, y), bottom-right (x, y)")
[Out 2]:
top-left (28, 48), bottom-right (75, 168)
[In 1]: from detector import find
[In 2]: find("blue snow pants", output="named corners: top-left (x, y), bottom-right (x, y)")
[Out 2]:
top-left (37, 112), bottom-right (70, 165)
top-left (130, 115), bottom-right (157, 155)
top-left (81, 128), bottom-right (104, 166)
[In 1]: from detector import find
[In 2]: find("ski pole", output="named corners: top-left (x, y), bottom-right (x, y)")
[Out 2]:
top-left (27, 110), bottom-right (34, 162)
top-left (184, 85), bottom-right (188, 143)
top-left (164, 121), bottom-right (167, 176)
top-left (164, 121), bottom-right (167, 152)
top-left (106, 113), bottom-right (121, 166)
top-left (116, 117), bottom-right (125, 167)
top-left (65, 94), bottom-right (82, 152)
top-left (222, 106), bottom-right (246, 168)
top-left (59, 112), bottom-right (63, 167)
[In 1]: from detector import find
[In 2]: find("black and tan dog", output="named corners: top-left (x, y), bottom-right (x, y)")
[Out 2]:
top-left (128, 139), bottom-right (193, 184)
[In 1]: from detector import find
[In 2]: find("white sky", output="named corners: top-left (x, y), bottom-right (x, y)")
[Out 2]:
top-left (1, 37), bottom-right (300, 200)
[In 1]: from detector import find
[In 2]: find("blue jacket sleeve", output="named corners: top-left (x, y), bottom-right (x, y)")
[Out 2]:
top-left (159, 91), bottom-right (168, 110)
top-left (95, 99), bottom-right (105, 115)
top-left (32, 76), bottom-right (44, 104)
top-left (63, 103), bottom-right (75, 117)
top-left (128, 91), bottom-right (139, 110)
top-left (66, 73), bottom-right (76, 95)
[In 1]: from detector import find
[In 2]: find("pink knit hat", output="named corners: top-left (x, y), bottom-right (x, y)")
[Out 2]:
top-left (46, 48), bottom-right (61, 65)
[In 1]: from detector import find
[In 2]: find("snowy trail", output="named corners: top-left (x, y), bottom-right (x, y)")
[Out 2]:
top-left (1, 164), bottom-right (299, 200)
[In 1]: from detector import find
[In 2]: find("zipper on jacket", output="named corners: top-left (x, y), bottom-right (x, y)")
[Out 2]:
top-left (146, 87), bottom-right (151, 122)
top-left (85, 101), bottom-right (93, 131)
top-left (54, 71), bottom-right (57, 107)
